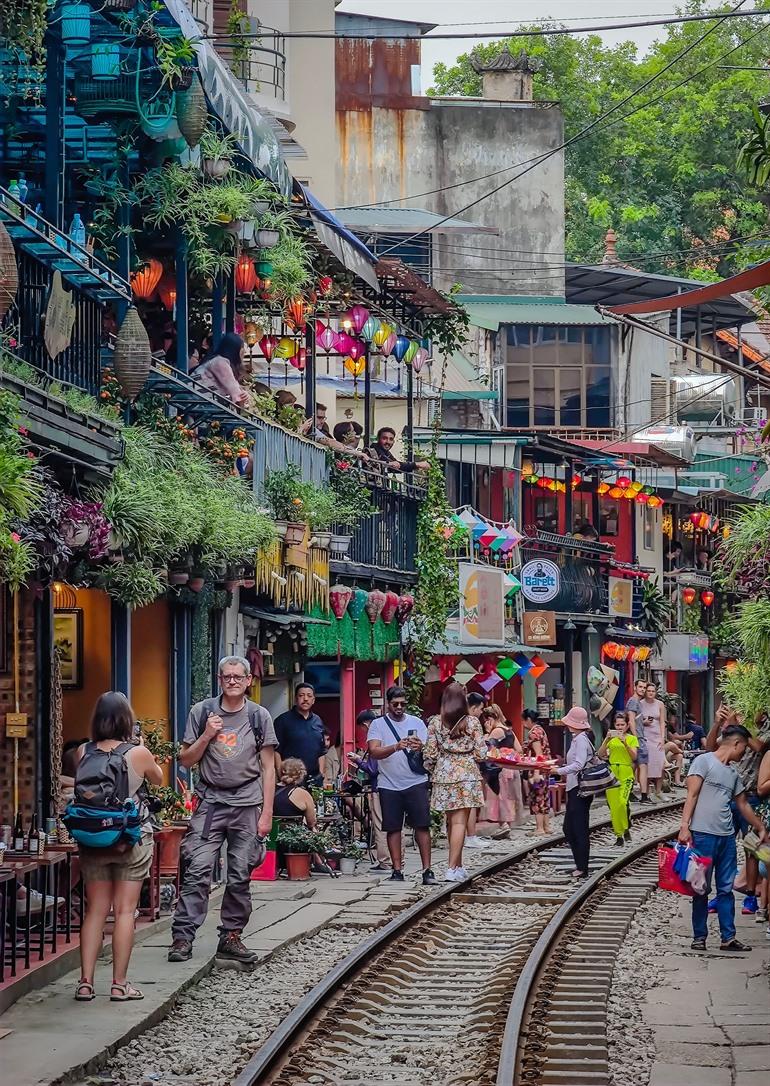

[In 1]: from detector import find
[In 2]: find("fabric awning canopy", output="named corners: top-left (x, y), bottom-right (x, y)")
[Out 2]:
top-left (164, 0), bottom-right (292, 197)
top-left (299, 185), bottom-right (380, 292)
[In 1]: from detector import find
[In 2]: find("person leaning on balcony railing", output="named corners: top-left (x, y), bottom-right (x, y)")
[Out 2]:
top-left (194, 333), bottom-right (252, 409)
top-left (368, 426), bottom-right (429, 474)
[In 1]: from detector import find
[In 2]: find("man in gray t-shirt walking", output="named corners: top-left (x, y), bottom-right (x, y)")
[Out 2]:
top-left (625, 678), bottom-right (650, 801)
top-left (679, 723), bottom-right (767, 952)
top-left (169, 656), bottom-right (277, 965)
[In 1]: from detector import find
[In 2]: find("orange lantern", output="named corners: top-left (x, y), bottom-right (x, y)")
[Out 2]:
top-left (682, 587), bottom-right (697, 605)
top-left (157, 272), bottom-right (177, 311)
top-left (647, 495), bottom-right (663, 509)
top-left (608, 486), bottom-right (623, 499)
top-left (623, 487), bottom-right (636, 499)
top-left (344, 355), bottom-right (366, 378)
top-left (701, 589), bottom-right (715, 606)
top-left (235, 254), bottom-right (257, 294)
top-left (130, 258), bottom-right (163, 300)
top-left (285, 295), bottom-right (307, 330)
top-left (598, 482), bottom-right (610, 495)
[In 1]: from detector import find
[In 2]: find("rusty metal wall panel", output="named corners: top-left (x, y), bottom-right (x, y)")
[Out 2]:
top-left (336, 37), bottom-right (429, 111)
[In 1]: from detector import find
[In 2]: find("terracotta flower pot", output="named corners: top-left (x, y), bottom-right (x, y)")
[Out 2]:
top-left (156, 823), bottom-right (188, 876)
top-left (284, 522), bottom-right (306, 546)
top-left (285, 851), bottom-right (312, 880)
top-left (189, 576), bottom-right (205, 592)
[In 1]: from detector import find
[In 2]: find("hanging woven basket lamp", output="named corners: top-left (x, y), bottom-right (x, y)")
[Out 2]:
top-left (113, 307), bottom-right (152, 399)
top-left (0, 219), bottom-right (19, 323)
top-left (175, 75), bottom-right (207, 149)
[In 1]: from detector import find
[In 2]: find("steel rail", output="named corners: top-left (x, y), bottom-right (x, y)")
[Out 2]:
top-left (497, 825), bottom-right (676, 1085)
top-left (233, 800), bottom-right (683, 1086)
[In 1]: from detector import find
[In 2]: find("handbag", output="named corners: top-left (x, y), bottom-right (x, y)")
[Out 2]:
top-left (480, 762), bottom-right (502, 794)
top-left (576, 742), bottom-right (617, 798)
top-left (383, 716), bottom-right (425, 776)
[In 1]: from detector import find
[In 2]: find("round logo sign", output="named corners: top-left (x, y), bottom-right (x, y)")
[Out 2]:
top-left (520, 559), bottom-right (560, 604)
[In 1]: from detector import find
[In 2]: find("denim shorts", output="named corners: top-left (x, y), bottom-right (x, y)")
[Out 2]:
top-left (731, 793), bottom-right (759, 837)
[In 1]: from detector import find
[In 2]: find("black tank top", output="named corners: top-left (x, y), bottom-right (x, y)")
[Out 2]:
top-left (274, 784), bottom-right (303, 817)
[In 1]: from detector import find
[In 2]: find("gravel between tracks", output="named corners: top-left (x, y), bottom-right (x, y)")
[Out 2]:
top-left (607, 888), bottom-right (672, 1086)
top-left (102, 928), bottom-right (365, 1086)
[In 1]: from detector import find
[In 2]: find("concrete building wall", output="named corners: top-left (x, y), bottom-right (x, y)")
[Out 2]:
top-left (617, 313), bottom-right (671, 435)
top-left (287, 0), bottom-right (336, 202)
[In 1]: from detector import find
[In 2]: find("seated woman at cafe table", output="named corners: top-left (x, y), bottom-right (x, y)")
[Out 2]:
top-left (193, 333), bottom-right (251, 408)
top-left (274, 758), bottom-right (317, 827)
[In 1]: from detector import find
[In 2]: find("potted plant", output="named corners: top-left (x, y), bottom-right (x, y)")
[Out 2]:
top-left (140, 720), bottom-right (187, 874)
top-left (264, 464), bottom-right (308, 545)
top-left (339, 842), bottom-right (364, 875)
top-left (306, 485), bottom-right (337, 550)
top-left (327, 458), bottom-right (375, 555)
top-left (198, 127), bottom-right (241, 179)
top-left (91, 42), bottom-right (122, 80)
top-left (277, 823), bottom-right (316, 881)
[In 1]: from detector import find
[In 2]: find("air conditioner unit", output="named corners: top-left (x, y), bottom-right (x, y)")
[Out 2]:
top-left (739, 406), bottom-right (768, 425)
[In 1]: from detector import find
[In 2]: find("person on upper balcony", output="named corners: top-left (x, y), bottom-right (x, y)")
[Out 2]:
top-left (368, 426), bottom-right (429, 474)
top-left (331, 420), bottom-right (372, 463)
top-left (300, 402), bottom-right (331, 439)
top-left (193, 333), bottom-right (251, 408)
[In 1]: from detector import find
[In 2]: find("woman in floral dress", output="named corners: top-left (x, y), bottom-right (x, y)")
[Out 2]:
top-left (424, 683), bottom-right (487, 882)
top-left (524, 715), bottom-right (553, 835)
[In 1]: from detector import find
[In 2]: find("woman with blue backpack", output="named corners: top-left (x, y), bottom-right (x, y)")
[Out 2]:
top-left (66, 692), bottom-right (162, 1002)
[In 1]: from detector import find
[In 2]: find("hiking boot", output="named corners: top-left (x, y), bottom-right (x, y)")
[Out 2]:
top-left (720, 938), bottom-right (752, 952)
top-left (615, 837), bottom-right (624, 847)
top-left (389, 869), bottom-right (405, 882)
top-left (216, 930), bottom-right (257, 963)
top-left (639, 795), bottom-right (651, 804)
top-left (422, 868), bottom-right (437, 886)
top-left (168, 939), bottom-right (192, 962)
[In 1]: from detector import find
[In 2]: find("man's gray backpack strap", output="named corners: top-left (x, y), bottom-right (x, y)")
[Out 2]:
top-left (193, 698), bottom-right (264, 751)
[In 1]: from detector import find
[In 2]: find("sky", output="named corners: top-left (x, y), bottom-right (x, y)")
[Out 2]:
top-left (334, 2), bottom-right (717, 91)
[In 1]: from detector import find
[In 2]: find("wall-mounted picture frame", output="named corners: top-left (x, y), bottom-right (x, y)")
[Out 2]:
top-left (54, 608), bottom-right (83, 689)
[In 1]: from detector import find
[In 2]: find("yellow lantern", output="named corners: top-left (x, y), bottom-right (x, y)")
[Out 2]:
top-left (372, 322), bottom-right (394, 349)
top-left (274, 336), bottom-right (298, 359)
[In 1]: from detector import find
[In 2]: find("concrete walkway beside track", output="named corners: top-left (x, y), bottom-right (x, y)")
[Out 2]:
top-left (646, 897), bottom-right (770, 1086)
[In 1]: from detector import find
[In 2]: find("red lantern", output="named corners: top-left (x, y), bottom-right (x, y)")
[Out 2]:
top-left (318, 275), bottom-right (333, 297)
top-left (701, 589), bottom-right (715, 607)
top-left (682, 587), bottom-right (697, 606)
top-left (381, 590), bottom-right (399, 625)
top-left (365, 589), bottom-right (387, 623)
top-left (635, 492), bottom-right (649, 504)
top-left (130, 258), bottom-right (163, 300)
top-left (396, 593), bottom-right (414, 624)
top-left (259, 335), bottom-right (277, 361)
top-left (157, 272), bottom-right (177, 311)
top-left (689, 511), bottom-right (702, 527)
top-left (329, 583), bottom-right (352, 620)
top-left (235, 254), bottom-right (257, 294)
top-left (290, 346), bottom-right (307, 371)
top-left (285, 296), bottom-right (307, 331)
top-left (616, 476), bottom-right (632, 488)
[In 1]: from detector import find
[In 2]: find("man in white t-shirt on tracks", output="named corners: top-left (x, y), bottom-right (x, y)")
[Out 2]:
top-left (367, 686), bottom-right (437, 885)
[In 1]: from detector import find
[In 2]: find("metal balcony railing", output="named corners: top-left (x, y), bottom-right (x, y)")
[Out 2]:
top-left (219, 25), bottom-right (287, 101)
top-left (662, 568), bottom-right (714, 631)
top-left (337, 483), bottom-right (421, 575)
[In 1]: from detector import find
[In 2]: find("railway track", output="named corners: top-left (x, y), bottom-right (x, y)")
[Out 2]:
top-left (233, 801), bottom-right (683, 1086)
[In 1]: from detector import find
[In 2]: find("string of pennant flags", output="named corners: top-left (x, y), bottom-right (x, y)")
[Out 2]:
top-left (442, 652), bottom-right (547, 691)
top-left (450, 507), bottom-right (526, 562)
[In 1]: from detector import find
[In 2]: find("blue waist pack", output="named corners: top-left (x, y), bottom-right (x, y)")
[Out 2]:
top-left (63, 799), bottom-right (143, 849)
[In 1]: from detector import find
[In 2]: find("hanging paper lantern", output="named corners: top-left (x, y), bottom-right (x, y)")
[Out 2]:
top-left (344, 356), bottom-right (365, 378)
top-left (496, 658), bottom-right (519, 682)
top-left (381, 590), bottom-right (399, 625)
top-left (329, 583), bottom-right (353, 620)
top-left (635, 492), bottom-right (649, 504)
top-left (608, 486), bottom-right (624, 499)
top-left (689, 511), bottom-right (702, 527)
top-left (647, 495), bottom-right (663, 509)
top-left (318, 275), bottom-right (333, 297)
top-left (130, 258), bottom-right (163, 300)
top-left (113, 307), bottom-right (151, 400)
top-left (360, 315), bottom-right (382, 343)
top-left (349, 304), bottom-right (370, 334)
top-left (392, 335), bottom-right (411, 362)
top-left (275, 336), bottom-right (298, 359)
top-left (373, 323), bottom-right (394, 350)
top-left (478, 674), bottom-right (502, 694)
top-left (682, 587), bottom-right (697, 605)
top-left (396, 593), bottom-right (414, 623)
top-left (285, 296), bottom-right (307, 330)
top-left (175, 76), bottom-right (207, 148)
top-left (157, 272), bottom-right (177, 311)
top-left (528, 655), bottom-right (548, 680)
top-left (347, 587), bottom-right (368, 622)
top-left (616, 476), bottom-right (632, 489)
top-left (365, 588), bottom-right (387, 623)
top-left (597, 482), bottom-right (610, 495)
top-left (381, 331), bottom-right (398, 357)
top-left (290, 346), bottom-right (307, 371)
top-left (411, 347), bottom-right (429, 373)
top-left (571, 474), bottom-right (581, 489)
top-left (234, 254), bottom-right (256, 294)
top-left (345, 338), bottom-right (366, 362)
top-left (315, 321), bottom-right (337, 353)
top-left (404, 339), bottom-right (419, 364)
top-left (334, 331), bottom-right (357, 357)
top-left (259, 334), bottom-right (277, 361)
top-left (623, 488), bottom-right (636, 500)
top-left (701, 589), bottom-right (715, 606)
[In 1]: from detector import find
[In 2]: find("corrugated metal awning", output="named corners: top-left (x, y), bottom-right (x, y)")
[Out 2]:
top-left (456, 296), bottom-right (614, 332)
top-left (335, 206), bottom-right (498, 235)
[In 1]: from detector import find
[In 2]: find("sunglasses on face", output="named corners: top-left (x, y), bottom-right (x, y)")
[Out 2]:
top-left (390, 701), bottom-right (406, 709)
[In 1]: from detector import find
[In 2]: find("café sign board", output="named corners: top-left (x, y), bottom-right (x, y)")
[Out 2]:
top-left (520, 559), bottom-right (560, 604)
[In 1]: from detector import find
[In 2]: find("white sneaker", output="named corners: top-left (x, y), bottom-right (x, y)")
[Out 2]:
top-left (444, 867), bottom-right (460, 882)
top-left (21, 890), bottom-right (64, 914)
top-left (455, 866), bottom-right (469, 879)
top-left (465, 835), bottom-right (490, 849)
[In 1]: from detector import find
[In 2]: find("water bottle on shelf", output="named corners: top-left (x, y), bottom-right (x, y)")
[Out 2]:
top-left (6, 179), bottom-right (21, 212)
top-left (17, 173), bottom-right (28, 204)
top-left (69, 212), bottom-right (86, 249)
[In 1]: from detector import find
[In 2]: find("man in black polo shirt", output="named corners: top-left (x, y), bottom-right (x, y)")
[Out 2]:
top-left (274, 683), bottom-right (326, 785)
top-left (368, 426), bottom-right (429, 474)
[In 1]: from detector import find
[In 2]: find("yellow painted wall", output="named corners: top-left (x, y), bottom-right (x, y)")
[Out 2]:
top-left (60, 588), bottom-right (111, 745)
top-left (130, 600), bottom-right (170, 730)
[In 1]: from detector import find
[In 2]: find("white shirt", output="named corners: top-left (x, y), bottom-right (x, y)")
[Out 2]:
top-left (367, 713), bottom-right (428, 790)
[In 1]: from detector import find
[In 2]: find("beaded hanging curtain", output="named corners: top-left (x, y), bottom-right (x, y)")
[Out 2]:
top-left (256, 544), bottom-right (330, 611)
top-left (306, 606), bottom-right (400, 663)
top-left (50, 648), bottom-right (64, 820)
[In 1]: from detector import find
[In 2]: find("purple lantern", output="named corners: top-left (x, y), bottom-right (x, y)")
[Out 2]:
top-left (346, 338), bottom-right (366, 362)
top-left (316, 321), bottom-right (337, 353)
top-left (411, 346), bottom-right (429, 373)
top-left (335, 331), bottom-right (357, 357)
top-left (382, 332), bottom-right (397, 357)
top-left (349, 304), bottom-right (370, 335)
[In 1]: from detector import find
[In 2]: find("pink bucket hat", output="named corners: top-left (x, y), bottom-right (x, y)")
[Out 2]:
top-left (560, 706), bottom-right (591, 731)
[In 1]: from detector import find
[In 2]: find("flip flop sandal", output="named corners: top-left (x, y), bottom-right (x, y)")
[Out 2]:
top-left (110, 982), bottom-right (144, 1001)
top-left (75, 981), bottom-right (95, 1001)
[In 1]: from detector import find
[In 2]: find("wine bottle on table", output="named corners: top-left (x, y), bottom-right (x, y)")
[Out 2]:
top-left (13, 810), bottom-right (25, 852)
top-left (28, 813), bottom-right (40, 855)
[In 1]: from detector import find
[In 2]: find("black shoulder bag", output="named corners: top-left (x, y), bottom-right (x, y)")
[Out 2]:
top-left (383, 716), bottom-right (425, 776)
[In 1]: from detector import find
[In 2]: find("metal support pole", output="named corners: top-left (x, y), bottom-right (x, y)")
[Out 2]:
top-left (363, 344), bottom-right (372, 448)
top-left (591, 468), bottom-right (600, 532)
top-left (175, 232), bottom-right (189, 373)
top-left (564, 459), bottom-right (573, 534)
top-left (44, 34), bottom-right (65, 230)
top-left (406, 362), bottom-right (414, 463)
top-left (170, 602), bottom-right (192, 781)
top-left (211, 274), bottom-right (224, 344)
top-left (305, 319), bottom-right (316, 422)
top-left (224, 270), bottom-right (236, 334)
top-left (110, 603), bottom-right (132, 698)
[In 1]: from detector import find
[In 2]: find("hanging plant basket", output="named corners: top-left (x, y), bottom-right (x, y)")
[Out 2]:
top-left (90, 43), bottom-right (122, 80)
top-left (0, 220), bottom-right (19, 323)
top-left (171, 66), bottom-right (195, 91)
top-left (175, 76), bottom-right (207, 149)
top-left (202, 157), bottom-right (232, 180)
top-left (329, 532), bottom-right (352, 556)
top-left (113, 307), bottom-right (152, 400)
top-left (73, 75), bottom-right (140, 117)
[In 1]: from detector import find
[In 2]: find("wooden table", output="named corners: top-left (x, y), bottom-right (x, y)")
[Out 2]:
top-left (0, 868), bottom-right (15, 982)
top-left (3, 851), bottom-right (67, 961)
top-left (1, 859), bottom-right (38, 972)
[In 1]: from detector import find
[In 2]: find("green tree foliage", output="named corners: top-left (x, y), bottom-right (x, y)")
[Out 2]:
top-left (428, 1), bottom-right (770, 276)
